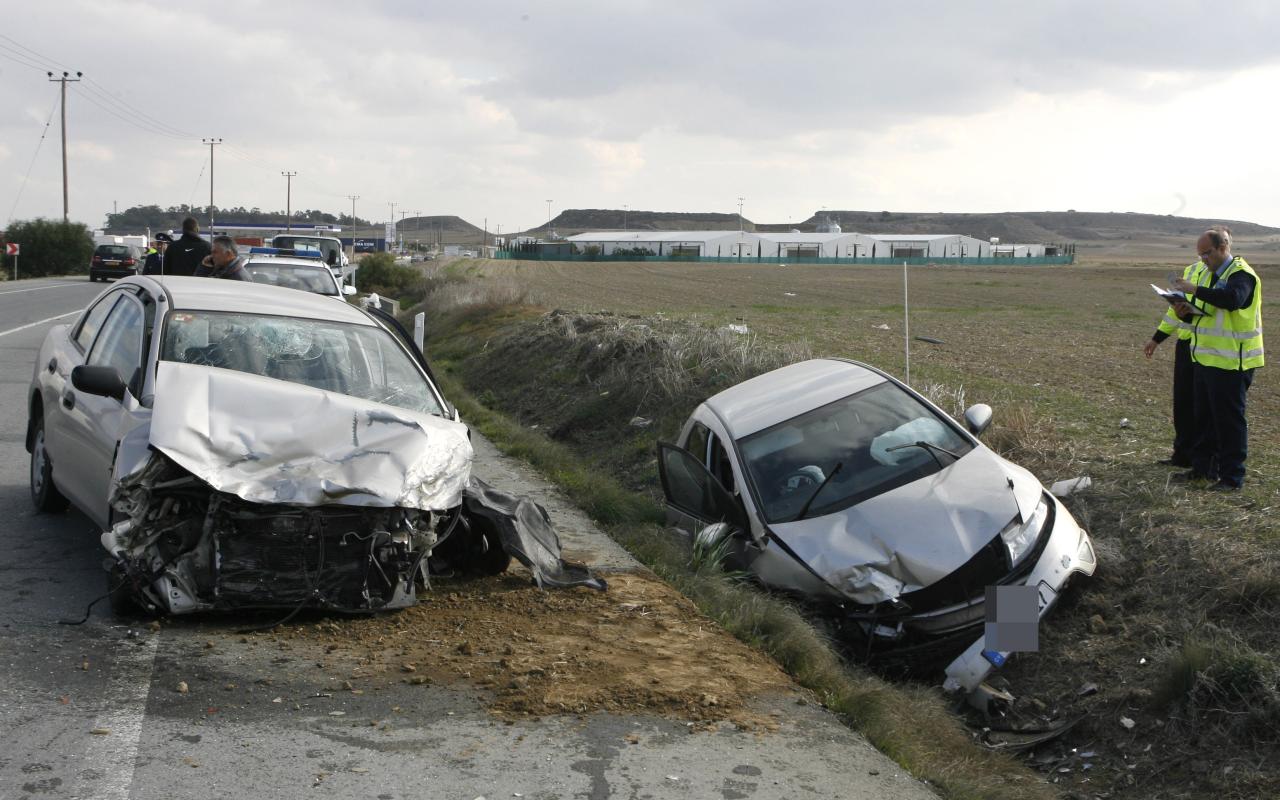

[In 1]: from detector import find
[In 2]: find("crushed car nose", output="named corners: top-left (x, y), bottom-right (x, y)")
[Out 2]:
top-left (104, 456), bottom-right (605, 616)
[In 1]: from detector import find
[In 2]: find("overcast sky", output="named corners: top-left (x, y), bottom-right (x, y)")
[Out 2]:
top-left (3, 1), bottom-right (1280, 233)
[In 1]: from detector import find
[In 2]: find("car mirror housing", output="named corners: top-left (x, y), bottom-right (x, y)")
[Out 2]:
top-left (963, 403), bottom-right (993, 436)
top-left (71, 365), bottom-right (127, 402)
top-left (343, 285), bottom-right (357, 296)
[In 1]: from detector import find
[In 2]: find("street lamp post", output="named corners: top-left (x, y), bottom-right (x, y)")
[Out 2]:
top-left (282, 171), bottom-right (297, 231)
top-left (545, 200), bottom-right (552, 237)
top-left (737, 197), bottom-right (745, 232)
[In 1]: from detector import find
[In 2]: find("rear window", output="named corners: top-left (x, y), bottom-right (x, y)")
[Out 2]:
top-left (245, 261), bottom-right (338, 295)
top-left (96, 245), bottom-right (130, 257)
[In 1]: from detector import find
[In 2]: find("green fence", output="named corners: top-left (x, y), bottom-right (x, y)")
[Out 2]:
top-left (493, 251), bottom-right (1076, 266)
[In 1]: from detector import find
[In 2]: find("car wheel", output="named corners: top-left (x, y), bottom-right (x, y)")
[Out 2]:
top-left (30, 414), bottom-right (70, 513)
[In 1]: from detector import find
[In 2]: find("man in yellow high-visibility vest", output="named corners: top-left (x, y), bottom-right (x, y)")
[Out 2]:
top-left (1144, 259), bottom-right (1212, 466)
top-left (1172, 227), bottom-right (1264, 490)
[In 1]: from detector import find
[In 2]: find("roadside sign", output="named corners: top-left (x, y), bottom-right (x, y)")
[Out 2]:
top-left (4, 243), bottom-right (17, 256)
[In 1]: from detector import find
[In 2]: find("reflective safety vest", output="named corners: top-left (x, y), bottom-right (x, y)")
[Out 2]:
top-left (1189, 257), bottom-right (1264, 370)
top-left (1157, 261), bottom-right (1213, 341)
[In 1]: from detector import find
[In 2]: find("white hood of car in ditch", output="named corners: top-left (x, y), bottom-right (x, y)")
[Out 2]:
top-left (767, 447), bottom-right (1043, 605)
top-left (142, 362), bottom-right (473, 510)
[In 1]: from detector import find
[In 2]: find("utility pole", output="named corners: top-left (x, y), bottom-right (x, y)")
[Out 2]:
top-left (281, 171), bottom-right (297, 231)
top-left (47, 71), bottom-right (81, 222)
top-left (414, 211), bottom-right (421, 249)
top-left (545, 200), bottom-right (552, 237)
top-left (737, 197), bottom-right (745, 233)
top-left (388, 202), bottom-right (397, 249)
top-left (346, 194), bottom-right (359, 238)
top-left (202, 138), bottom-right (222, 234)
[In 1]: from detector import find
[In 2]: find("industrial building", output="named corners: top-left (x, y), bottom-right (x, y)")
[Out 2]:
top-left (755, 231), bottom-right (880, 258)
top-left (566, 230), bottom-right (764, 257)
top-left (862, 234), bottom-right (991, 258)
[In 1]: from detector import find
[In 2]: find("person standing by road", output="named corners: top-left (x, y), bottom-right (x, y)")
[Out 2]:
top-left (195, 236), bottom-right (252, 281)
top-left (163, 217), bottom-right (211, 277)
top-left (1143, 258), bottom-right (1212, 466)
top-left (142, 233), bottom-right (169, 275)
top-left (1172, 227), bottom-right (1264, 490)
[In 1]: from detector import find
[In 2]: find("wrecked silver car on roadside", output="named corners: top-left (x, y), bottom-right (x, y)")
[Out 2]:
top-left (658, 358), bottom-right (1096, 693)
top-left (28, 276), bottom-right (600, 616)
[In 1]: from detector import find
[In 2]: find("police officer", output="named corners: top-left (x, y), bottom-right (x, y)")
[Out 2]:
top-left (142, 232), bottom-right (170, 275)
top-left (1172, 227), bottom-right (1264, 490)
top-left (1143, 258), bottom-right (1212, 466)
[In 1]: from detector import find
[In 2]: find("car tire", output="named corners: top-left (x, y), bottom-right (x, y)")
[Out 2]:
top-left (29, 413), bottom-right (70, 513)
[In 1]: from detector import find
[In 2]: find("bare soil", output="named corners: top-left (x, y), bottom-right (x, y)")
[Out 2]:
top-left (279, 570), bottom-right (796, 728)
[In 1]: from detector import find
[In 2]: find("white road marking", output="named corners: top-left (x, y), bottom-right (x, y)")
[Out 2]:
top-left (68, 632), bottom-right (159, 800)
top-left (0, 311), bottom-right (79, 338)
top-left (0, 282), bottom-right (82, 296)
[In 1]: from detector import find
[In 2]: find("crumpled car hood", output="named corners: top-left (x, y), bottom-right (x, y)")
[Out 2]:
top-left (149, 362), bottom-right (472, 510)
top-left (767, 446), bottom-right (1042, 605)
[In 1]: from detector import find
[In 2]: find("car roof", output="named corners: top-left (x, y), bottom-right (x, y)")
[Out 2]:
top-left (705, 358), bottom-right (887, 438)
top-left (243, 255), bottom-right (332, 270)
top-left (137, 276), bottom-right (372, 324)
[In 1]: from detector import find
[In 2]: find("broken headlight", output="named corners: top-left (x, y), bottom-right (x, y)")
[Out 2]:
top-left (999, 493), bottom-right (1050, 568)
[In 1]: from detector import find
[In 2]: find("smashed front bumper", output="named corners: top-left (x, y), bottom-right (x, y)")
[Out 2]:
top-left (942, 495), bottom-right (1097, 693)
top-left (103, 456), bottom-right (605, 616)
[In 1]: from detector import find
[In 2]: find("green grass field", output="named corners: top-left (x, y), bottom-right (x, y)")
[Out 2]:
top-left (418, 255), bottom-right (1279, 800)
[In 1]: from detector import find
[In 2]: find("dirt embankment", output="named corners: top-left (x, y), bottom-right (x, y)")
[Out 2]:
top-left (281, 571), bottom-right (796, 728)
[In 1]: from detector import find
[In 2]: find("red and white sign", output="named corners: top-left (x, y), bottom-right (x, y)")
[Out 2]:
top-left (4, 243), bottom-right (18, 256)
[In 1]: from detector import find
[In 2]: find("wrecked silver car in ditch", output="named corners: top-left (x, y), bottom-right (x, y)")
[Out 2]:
top-left (658, 358), bottom-right (1096, 693)
top-left (28, 276), bottom-right (600, 616)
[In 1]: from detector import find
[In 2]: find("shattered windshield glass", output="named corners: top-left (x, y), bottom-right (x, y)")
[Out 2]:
top-left (244, 261), bottom-right (338, 295)
top-left (739, 382), bottom-right (974, 523)
top-left (160, 311), bottom-right (445, 417)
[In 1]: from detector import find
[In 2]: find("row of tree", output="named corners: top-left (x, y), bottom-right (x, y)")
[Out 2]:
top-left (103, 204), bottom-right (371, 233)
top-left (0, 220), bottom-right (95, 279)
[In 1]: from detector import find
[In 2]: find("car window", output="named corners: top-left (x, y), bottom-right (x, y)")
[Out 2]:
top-left (87, 296), bottom-right (145, 392)
top-left (739, 381), bottom-right (975, 523)
top-left (245, 262), bottom-right (338, 295)
top-left (708, 434), bottom-right (736, 491)
top-left (684, 422), bottom-right (710, 466)
top-left (160, 310), bottom-right (445, 417)
top-left (660, 444), bottom-right (727, 523)
top-left (74, 294), bottom-right (121, 352)
top-left (96, 245), bottom-right (130, 258)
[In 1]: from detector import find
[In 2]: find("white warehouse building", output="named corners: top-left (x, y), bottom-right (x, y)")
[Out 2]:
top-left (566, 230), bottom-right (766, 257)
top-left (755, 231), bottom-right (881, 258)
top-left (863, 234), bottom-right (991, 258)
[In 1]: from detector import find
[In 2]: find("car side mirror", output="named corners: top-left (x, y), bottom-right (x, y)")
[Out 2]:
top-left (343, 285), bottom-right (357, 296)
top-left (963, 403), bottom-right (993, 436)
top-left (72, 365), bottom-right (127, 402)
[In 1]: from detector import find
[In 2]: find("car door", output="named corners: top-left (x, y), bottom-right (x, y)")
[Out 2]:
top-left (657, 439), bottom-right (748, 535)
top-left (57, 292), bottom-right (146, 528)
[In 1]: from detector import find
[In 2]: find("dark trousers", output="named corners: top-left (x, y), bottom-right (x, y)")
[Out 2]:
top-left (1191, 364), bottom-right (1255, 487)
top-left (1171, 338), bottom-right (1195, 461)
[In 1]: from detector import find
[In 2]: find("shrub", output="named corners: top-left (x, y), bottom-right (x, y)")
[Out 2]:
top-left (1, 219), bottom-right (95, 278)
top-left (355, 252), bottom-right (418, 295)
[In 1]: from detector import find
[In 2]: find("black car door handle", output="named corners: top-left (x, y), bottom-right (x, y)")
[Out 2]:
top-left (47, 357), bottom-right (58, 373)
top-left (61, 390), bottom-right (75, 410)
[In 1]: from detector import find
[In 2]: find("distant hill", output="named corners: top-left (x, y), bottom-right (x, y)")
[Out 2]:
top-left (399, 215), bottom-right (489, 245)
top-left (517, 208), bottom-right (1280, 256)
top-left (527, 209), bottom-right (750, 236)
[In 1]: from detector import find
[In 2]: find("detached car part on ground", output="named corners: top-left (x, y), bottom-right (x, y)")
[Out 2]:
top-left (27, 276), bottom-right (601, 616)
top-left (658, 358), bottom-right (1096, 694)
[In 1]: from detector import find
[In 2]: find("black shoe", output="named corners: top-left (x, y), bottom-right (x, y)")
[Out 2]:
top-left (1157, 456), bottom-right (1192, 467)
top-left (1171, 470), bottom-right (1214, 484)
top-left (1206, 480), bottom-right (1242, 492)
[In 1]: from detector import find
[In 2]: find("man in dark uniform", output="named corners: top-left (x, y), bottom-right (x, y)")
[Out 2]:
top-left (1143, 259), bottom-right (1211, 466)
top-left (142, 232), bottom-right (170, 275)
top-left (163, 217), bottom-right (211, 277)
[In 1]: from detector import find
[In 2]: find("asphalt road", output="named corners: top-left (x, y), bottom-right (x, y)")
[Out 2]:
top-left (0, 277), bottom-right (937, 800)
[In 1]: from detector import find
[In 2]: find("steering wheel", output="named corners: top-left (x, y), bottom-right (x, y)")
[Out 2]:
top-left (776, 465), bottom-right (825, 495)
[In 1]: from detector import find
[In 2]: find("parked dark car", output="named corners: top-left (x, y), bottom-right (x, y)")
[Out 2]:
top-left (90, 244), bottom-right (142, 282)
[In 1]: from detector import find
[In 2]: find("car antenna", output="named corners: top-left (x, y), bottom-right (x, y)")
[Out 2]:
top-left (795, 462), bottom-right (843, 521)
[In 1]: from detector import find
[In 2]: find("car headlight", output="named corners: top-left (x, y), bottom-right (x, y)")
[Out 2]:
top-left (999, 494), bottom-right (1051, 567)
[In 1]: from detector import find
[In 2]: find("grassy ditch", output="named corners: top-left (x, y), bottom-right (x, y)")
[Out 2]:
top-left (399, 260), bottom-right (1279, 799)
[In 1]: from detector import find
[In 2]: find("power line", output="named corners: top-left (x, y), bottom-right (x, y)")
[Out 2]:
top-left (69, 84), bottom-right (190, 142)
top-left (6, 90), bottom-right (60, 225)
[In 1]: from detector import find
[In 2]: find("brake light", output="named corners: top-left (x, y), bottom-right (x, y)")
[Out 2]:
top-left (122, 257), bottom-right (136, 266)
top-left (92, 255), bottom-right (102, 264)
